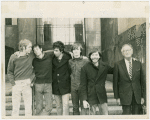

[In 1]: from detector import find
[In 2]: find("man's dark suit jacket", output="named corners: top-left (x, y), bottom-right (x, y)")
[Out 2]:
top-left (80, 60), bottom-right (113, 105)
top-left (113, 59), bottom-right (145, 105)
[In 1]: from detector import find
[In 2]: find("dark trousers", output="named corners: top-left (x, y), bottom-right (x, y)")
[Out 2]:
top-left (122, 93), bottom-right (141, 115)
top-left (71, 88), bottom-right (86, 115)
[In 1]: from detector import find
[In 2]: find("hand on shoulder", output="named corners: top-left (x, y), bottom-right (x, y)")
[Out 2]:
top-left (82, 56), bottom-right (88, 59)
top-left (14, 51), bottom-right (20, 58)
top-left (132, 57), bottom-right (139, 62)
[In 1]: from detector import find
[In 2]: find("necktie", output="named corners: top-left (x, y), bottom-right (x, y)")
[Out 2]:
top-left (129, 61), bottom-right (132, 80)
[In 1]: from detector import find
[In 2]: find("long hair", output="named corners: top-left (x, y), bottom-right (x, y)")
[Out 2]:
top-left (71, 43), bottom-right (83, 56)
top-left (88, 50), bottom-right (102, 62)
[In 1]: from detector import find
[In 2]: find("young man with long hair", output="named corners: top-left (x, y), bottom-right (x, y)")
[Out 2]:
top-left (69, 43), bottom-right (89, 115)
top-left (80, 49), bottom-right (113, 115)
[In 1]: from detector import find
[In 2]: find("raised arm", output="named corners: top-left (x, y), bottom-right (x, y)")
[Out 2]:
top-left (63, 51), bottom-right (73, 59)
top-left (13, 51), bottom-right (35, 59)
top-left (43, 50), bottom-right (54, 53)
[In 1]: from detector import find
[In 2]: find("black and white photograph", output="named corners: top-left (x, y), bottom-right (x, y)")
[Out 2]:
top-left (1, 1), bottom-right (149, 119)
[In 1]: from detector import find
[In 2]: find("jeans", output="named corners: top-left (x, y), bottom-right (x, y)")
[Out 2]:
top-left (54, 94), bottom-right (70, 115)
top-left (12, 79), bottom-right (32, 116)
top-left (71, 89), bottom-right (87, 115)
top-left (90, 103), bottom-right (108, 115)
top-left (35, 83), bottom-right (53, 115)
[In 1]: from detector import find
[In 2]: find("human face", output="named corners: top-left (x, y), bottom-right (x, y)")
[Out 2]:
top-left (122, 45), bottom-right (133, 59)
top-left (54, 48), bottom-right (62, 58)
top-left (90, 52), bottom-right (100, 64)
top-left (25, 43), bottom-right (32, 54)
top-left (33, 46), bottom-right (42, 57)
top-left (72, 47), bottom-right (81, 58)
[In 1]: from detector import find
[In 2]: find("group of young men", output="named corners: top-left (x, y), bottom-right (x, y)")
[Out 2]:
top-left (7, 39), bottom-right (146, 116)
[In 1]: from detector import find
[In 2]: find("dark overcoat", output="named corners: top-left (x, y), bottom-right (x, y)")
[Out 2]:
top-left (52, 52), bottom-right (71, 95)
top-left (80, 60), bottom-right (113, 105)
top-left (113, 59), bottom-right (145, 105)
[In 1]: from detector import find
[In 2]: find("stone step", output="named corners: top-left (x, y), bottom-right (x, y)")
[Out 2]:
top-left (6, 106), bottom-right (122, 116)
top-left (5, 101), bottom-right (73, 110)
top-left (5, 92), bottom-right (114, 103)
top-left (5, 81), bottom-right (115, 96)
top-left (5, 108), bottom-right (73, 116)
top-left (5, 88), bottom-right (114, 96)
top-left (5, 81), bottom-right (120, 116)
top-left (6, 98), bottom-right (118, 110)
top-left (107, 92), bottom-right (114, 98)
top-left (6, 99), bottom-right (118, 110)
top-left (5, 89), bottom-right (12, 96)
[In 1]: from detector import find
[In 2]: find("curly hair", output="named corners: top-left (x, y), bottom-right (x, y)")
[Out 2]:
top-left (53, 41), bottom-right (65, 52)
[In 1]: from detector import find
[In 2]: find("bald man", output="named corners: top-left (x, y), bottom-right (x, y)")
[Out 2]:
top-left (113, 44), bottom-right (145, 115)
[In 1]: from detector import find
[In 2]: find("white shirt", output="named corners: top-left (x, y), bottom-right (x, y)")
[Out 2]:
top-left (124, 58), bottom-right (132, 75)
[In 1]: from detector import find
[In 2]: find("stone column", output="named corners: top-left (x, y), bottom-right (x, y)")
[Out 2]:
top-left (85, 18), bottom-right (101, 56)
top-left (18, 18), bottom-right (36, 45)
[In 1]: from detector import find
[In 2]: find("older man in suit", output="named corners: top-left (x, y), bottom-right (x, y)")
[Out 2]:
top-left (113, 44), bottom-right (145, 115)
top-left (80, 49), bottom-right (113, 115)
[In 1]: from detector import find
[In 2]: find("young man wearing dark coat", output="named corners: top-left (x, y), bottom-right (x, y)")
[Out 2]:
top-left (52, 41), bottom-right (72, 115)
top-left (113, 44), bottom-right (145, 115)
top-left (80, 49), bottom-right (113, 115)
